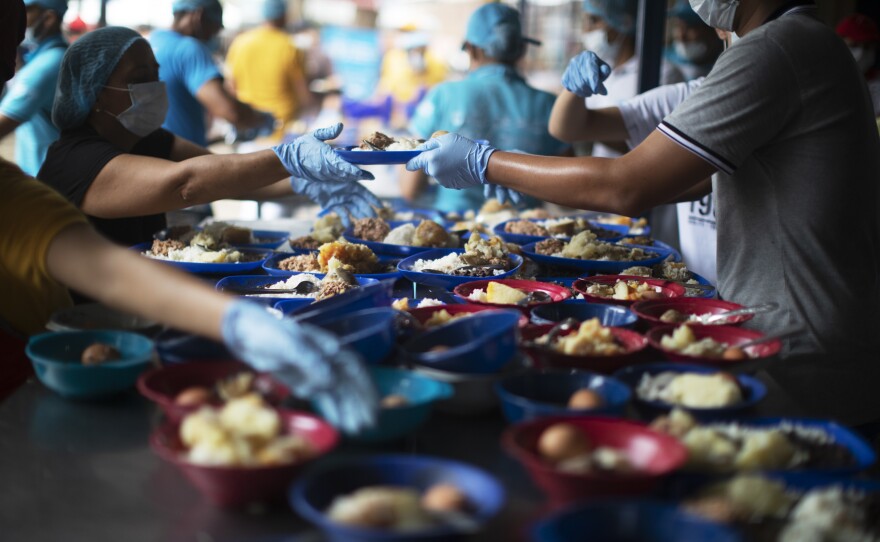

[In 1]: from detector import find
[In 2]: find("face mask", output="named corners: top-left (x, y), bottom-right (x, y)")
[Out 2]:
top-left (850, 46), bottom-right (876, 74)
top-left (101, 82), bottom-right (168, 137)
top-left (674, 40), bottom-right (709, 62)
top-left (582, 29), bottom-right (623, 65)
top-left (689, 0), bottom-right (739, 32)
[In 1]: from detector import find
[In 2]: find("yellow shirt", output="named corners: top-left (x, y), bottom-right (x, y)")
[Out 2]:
top-left (378, 48), bottom-right (448, 103)
top-left (226, 26), bottom-right (305, 136)
top-left (0, 159), bottom-right (87, 335)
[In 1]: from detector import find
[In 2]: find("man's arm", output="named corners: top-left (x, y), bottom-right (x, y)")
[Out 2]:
top-left (196, 78), bottom-right (267, 131)
top-left (0, 114), bottom-right (21, 140)
top-left (549, 90), bottom-right (630, 144)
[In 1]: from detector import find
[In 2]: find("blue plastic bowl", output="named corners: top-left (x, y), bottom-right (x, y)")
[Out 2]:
top-left (216, 275), bottom-right (378, 307)
top-left (295, 307), bottom-right (397, 365)
top-left (613, 363), bottom-right (767, 421)
top-left (343, 220), bottom-right (459, 257)
top-left (278, 279), bottom-right (395, 319)
top-left (335, 367), bottom-right (453, 441)
top-left (131, 242), bottom-right (272, 275)
top-left (262, 251), bottom-right (401, 281)
top-left (26, 330), bottom-right (155, 398)
top-left (403, 310), bottom-right (520, 374)
top-left (533, 500), bottom-right (742, 542)
top-left (495, 369), bottom-right (632, 423)
top-left (291, 454), bottom-right (505, 542)
top-left (530, 303), bottom-right (638, 328)
top-left (686, 272), bottom-right (716, 299)
top-left (520, 241), bottom-right (674, 274)
top-left (493, 218), bottom-right (627, 246)
top-left (397, 250), bottom-right (524, 289)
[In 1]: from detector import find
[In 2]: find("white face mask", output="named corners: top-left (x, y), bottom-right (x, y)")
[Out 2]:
top-left (674, 40), bottom-right (709, 62)
top-left (850, 46), bottom-right (876, 74)
top-left (689, 0), bottom-right (739, 32)
top-left (101, 81), bottom-right (169, 137)
top-left (582, 29), bottom-right (623, 66)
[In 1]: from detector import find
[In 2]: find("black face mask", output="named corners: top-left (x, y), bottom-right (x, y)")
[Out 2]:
top-left (1, 0), bottom-right (27, 83)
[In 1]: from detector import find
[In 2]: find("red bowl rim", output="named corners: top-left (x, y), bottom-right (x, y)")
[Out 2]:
top-left (149, 409), bottom-right (338, 473)
top-left (452, 279), bottom-right (573, 308)
top-left (645, 324), bottom-right (782, 362)
top-left (521, 323), bottom-right (649, 359)
top-left (407, 303), bottom-right (530, 328)
top-left (631, 298), bottom-right (753, 326)
top-left (573, 275), bottom-right (686, 305)
top-left (501, 415), bottom-right (688, 480)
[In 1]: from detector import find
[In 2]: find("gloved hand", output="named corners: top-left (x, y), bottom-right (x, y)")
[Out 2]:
top-left (406, 133), bottom-right (496, 190)
top-left (273, 123), bottom-right (375, 184)
top-left (289, 176), bottom-right (381, 228)
top-left (221, 301), bottom-right (378, 433)
top-left (561, 51), bottom-right (613, 98)
top-left (484, 183), bottom-right (523, 205)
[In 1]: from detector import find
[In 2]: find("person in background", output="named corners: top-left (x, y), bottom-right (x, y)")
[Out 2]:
top-left (148, 0), bottom-right (272, 147)
top-left (666, 0), bottom-right (724, 81)
top-left (0, 0), bottom-right (68, 176)
top-left (38, 26), bottom-right (379, 247)
top-left (408, 0), bottom-right (880, 424)
top-left (0, 0), bottom-right (376, 432)
top-left (836, 13), bottom-right (880, 119)
top-left (226, 0), bottom-right (313, 141)
top-left (377, 27), bottom-right (448, 127)
top-left (551, 0), bottom-right (683, 249)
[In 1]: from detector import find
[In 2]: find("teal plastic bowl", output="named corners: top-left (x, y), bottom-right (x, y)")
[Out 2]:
top-left (26, 330), bottom-right (154, 398)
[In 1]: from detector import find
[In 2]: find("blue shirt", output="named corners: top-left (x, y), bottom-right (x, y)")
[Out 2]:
top-left (409, 64), bottom-right (567, 212)
top-left (0, 35), bottom-right (66, 176)
top-left (148, 30), bottom-right (221, 147)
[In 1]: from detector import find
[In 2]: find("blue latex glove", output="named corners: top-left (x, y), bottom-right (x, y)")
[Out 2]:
top-left (561, 51), bottom-right (613, 98)
top-left (406, 133), bottom-right (496, 190)
top-left (221, 301), bottom-right (378, 434)
top-left (273, 122), bottom-right (375, 184)
top-left (483, 183), bottom-right (522, 205)
top-left (290, 176), bottom-right (382, 228)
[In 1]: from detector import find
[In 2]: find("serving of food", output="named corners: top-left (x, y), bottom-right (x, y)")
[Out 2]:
top-left (534, 231), bottom-right (657, 262)
top-left (500, 217), bottom-right (623, 241)
top-left (408, 234), bottom-right (516, 278)
top-left (537, 422), bottom-right (637, 475)
top-left (289, 213), bottom-right (346, 250)
top-left (463, 280), bottom-right (559, 307)
top-left (533, 318), bottom-right (628, 357)
top-left (621, 257), bottom-right (711, 297)
top-left (271, 240), bottom-right (391, 276)
top-left (352, 131), bottom-right (425, 151)
top-left (247, 270), bottom-right (361, 301)
top-left (80, 342), bottom-right (121, 365)
top-left (350, 218), bottom-right (459, 249)
top-left (659, 325), bottom-right (749, 361)
top-left (637, 371), bottom-right (744, 409)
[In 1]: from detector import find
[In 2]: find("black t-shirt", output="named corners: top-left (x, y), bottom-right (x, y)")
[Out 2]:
top-left (38, 125), bottom-right (175, 247)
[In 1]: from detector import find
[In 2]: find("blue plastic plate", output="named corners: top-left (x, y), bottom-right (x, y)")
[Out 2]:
top-left (521, 241), bottom-right (673, 274)
top-left (334, 146), bottom-right (422, 165)
top-left (493, 218), bottom-right (628, 246)
top-left (261, 251), bottom-right (401, 280)
top-left (613, 363), bottom-right (767, 421)
top-left (215, 274), bottom-right (378, 307)
top-left (132, 242), bottom-right (271, 274)
top-left (398, 249), bottom-right (524, 289)
top-left (342, 220), bottom-right (460, 258)
top-left (277, 278), bottom-right (395, 319)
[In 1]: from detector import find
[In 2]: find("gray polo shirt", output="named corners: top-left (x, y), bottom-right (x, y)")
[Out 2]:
top-left (659, 10), bottom-right (880, 360)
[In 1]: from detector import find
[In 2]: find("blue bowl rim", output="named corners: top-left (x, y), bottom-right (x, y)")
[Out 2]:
top-left (530, 302), bottom-right (638, 325)
top-left (494, 369), bottom-right (632, 412)
top-left (397, 249), bottom-right (524, 283)
top-left (403, 309), bottom-right (522, 360)
top-left (26, 329), bottom-right (155, 369)
top-left (303, 306), bottom-right (397, 344)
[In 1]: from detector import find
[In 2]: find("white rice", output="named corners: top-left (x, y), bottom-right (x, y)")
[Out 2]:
top-left (246, 274), bottom-right (322, 298)
top-left (416, 298), bottom-right (445, 308)
top-left (411, 252), bottom-right (464, 273)
top-left (467, 289), bottom-right (487, 302)
top-left (384, 223), bottom-right (416, 246)
top-left (147, 245), bottom-right (243, 263)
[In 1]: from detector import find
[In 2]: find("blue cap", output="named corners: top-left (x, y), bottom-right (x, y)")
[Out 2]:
top-left (24, 0), bottom-right (68, 18)
top-left (582, 0), bottom-right (637, 35)
top-left (172, 0), bottom-right (223, 24)
top-left (668, 0), bottom-right (703, 25)
top-left (262, 0), bottom-right (286, 21)
top-left (464, 3), bottom-right (540, 62)
top-left (52, 26), bottom-right (145, 130)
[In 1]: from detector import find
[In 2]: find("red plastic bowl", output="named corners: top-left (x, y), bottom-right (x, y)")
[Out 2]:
top-left (573, 275), bottom-right (686, 306)
top-left (521, 324), bottom-right (648, 375)
top-left (150, 410), bottom-right (338, 507)
top-left (646, 324), bottom-right (782, 366)
top-left (453, 279), bottom-right (572, 314)
top-left (631, 298), bottom-right (752, 328)
top-left (408, 303), bottom-right (530, 328)
top-left (137, 360), bottom-right (291, 423)
top-left (502, 416), bottom-right (687, 503)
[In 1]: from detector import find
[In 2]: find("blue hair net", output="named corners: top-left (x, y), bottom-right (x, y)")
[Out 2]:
top-left (52, 26), bottom-right (145, 130)
top-left (582, 0), bottom-right (638, 35)
top-left (465, 3), bottom-right (540, 63)
top-left (262, 0), bottom-right (286, 21)
top-left (172, 0), bottom-right (223, 23)
top-left (24, 0), bottom-right (69, 18)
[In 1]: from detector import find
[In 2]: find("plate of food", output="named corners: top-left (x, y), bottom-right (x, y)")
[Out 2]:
top-left (573, 275), bottom-right (687, 306)
top-left (215, 272), bottom-right (378, 307)
top-left (452, 279), bottom-right (572, 312)
top-left (615, 258), bottom-right (714, 298)
top-left (646, 324), bottom-right (782, 366)
top-left (153, 222), bottom-right (289, 250)
top-left (521, 231), bottom-right (673, 274)
top-left (397, 234), bottom-right (523, 288)
top-left (262, 244), bottom-right (400, 280)
top-left (343, 218), bottom-right (460, 258)
top-left (134, 241), bottom-right (271, 274)
top-left (334, 131), bottom-right (425, 165)
top-left (520, 319), bottom-right (649, 374)
top-left (493, 216), bottom-right (628, 246)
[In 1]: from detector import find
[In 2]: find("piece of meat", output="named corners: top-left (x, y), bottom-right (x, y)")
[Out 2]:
top-left (278, 253), bottom-right (321, 272)
top-left (151, 238), bottom-right (185, 257)
top-left (534, 238), bottom-right (565, 255)
top-left (352, 218), bottom-right (391, 242)
top-left (288, 236), bottom-right (322, 250)
top-left (412, 220), bottom-right (451, 248)
top-left (504, 220), bottom-right (549, 237)
top-left (315, 279), bottom-right (358, 300)
top-left (360, 131), bottom-right (395, 150)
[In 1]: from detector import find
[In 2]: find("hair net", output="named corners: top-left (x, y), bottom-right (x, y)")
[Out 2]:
top-left (24, 0), bottom-right (68, 18)
top-left (464, 3), bottom-right (540, 63)
top-left (52, 26), bottom-right (145, 130)
top-left (172, 0), bottom-right (223, 23)
top-left (582, 0), bottom-right (638, 35)
top-left (262, 0), bottom-right (286, 21)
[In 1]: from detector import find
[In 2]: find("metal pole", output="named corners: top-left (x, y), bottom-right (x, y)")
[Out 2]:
top-left (99, 0), bottom-right (108, 27)
top-left (636, 0), bottom-right (667, 93)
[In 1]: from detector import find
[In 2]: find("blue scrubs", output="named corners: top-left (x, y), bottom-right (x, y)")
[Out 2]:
top-left (149, 30), bottom-right (222, 147)
top-left (0, 35), bottom-right (67, 176)
top-left (409, 64), bottom-right (568, 212)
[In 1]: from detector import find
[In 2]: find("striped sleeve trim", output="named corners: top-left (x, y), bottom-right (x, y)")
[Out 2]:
top-left (658, 121), bottom-right (736, 174)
